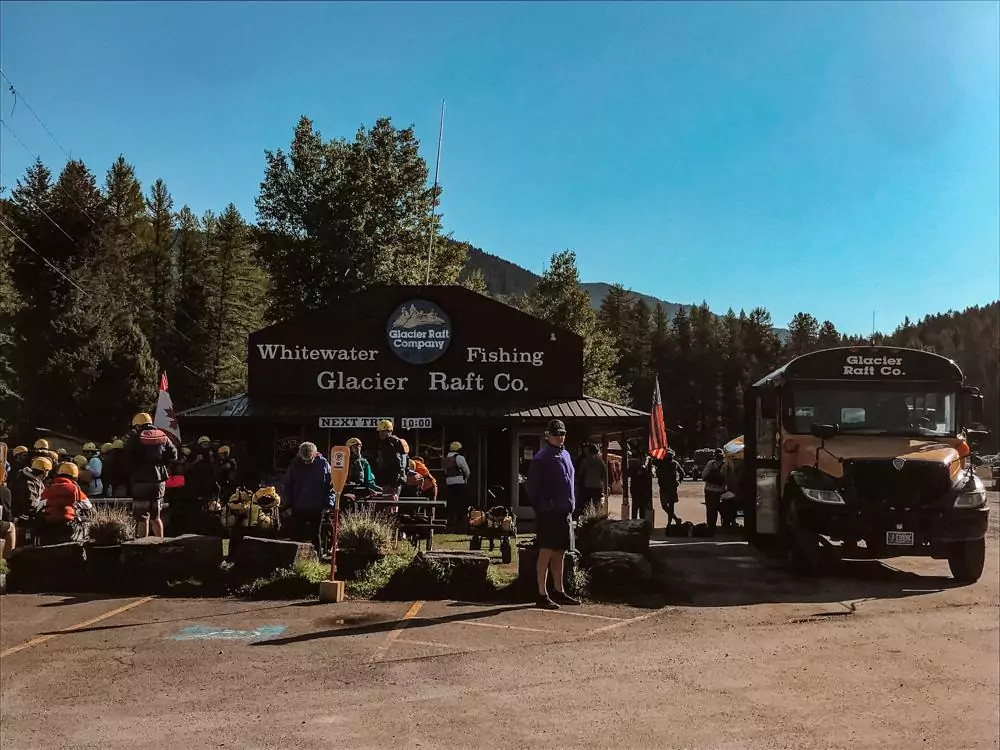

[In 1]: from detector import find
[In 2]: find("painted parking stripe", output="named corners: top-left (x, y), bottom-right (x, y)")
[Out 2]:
top-left (452, 620), bottom-right (557, 634)
top-left (585, 605), bottom-right (672, 636)
top-left (368, 600), bottom-right (425, 664)
top-left (533, 608), bottom-right (624, 622)
top-left (0, 596), bottom-right (155, 659)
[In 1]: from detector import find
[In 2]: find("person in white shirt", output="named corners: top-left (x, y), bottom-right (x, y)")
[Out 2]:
top-left (444, 441), bottom-right (471, 529)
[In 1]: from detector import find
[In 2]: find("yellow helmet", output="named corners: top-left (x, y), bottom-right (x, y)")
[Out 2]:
top-left (12, 445), bottom-right (27, 456)
top-left (82, 441), bottom-right (98, 452)
top-left (132, 413), bottom-right (153, 427)
top-left (73, 455), bottom-right (88, 469)
top-left (251, 486), bottom-right (281, 509)
top-left (346, 437), bottom-right (363, 449)
top-left (449, 441), bottom-right (462, 452)
top-left (111, 439), bottom-right (124, 450)
top-left (57, 462), bottom-right (79, 479)
top-left (47, 451), bottom-right (60, 462)
top-left (100, 442), bottom-right (113, 453)
top-left (33, 439), bottom-right (49, 450)
top-left (181, 446), bottom-right (192, 456)
top-left (30, 457), bottom-right (53, 472)
top-left (198, 435), bottom-right (211, 446)
top-left (217, 445), bottom-right (231, 457)
top-left (376, 419), bottom-right (393, 432)
top-left (57, 448), bottom-right (68, 457)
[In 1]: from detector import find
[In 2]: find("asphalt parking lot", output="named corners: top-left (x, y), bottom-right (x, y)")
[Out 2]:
top-left (1, 486), bottom-right (998, 749)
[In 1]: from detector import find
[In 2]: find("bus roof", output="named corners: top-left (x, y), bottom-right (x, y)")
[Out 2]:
top-left (752, 346), bottom-right (964, 388)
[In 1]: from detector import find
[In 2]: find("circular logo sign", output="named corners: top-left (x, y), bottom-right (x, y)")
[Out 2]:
top-left (386, 300), bottom-right (452, 365)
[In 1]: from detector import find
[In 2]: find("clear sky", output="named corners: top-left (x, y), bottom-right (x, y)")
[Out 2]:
top-left (1, 1), bottom-right (997, 335)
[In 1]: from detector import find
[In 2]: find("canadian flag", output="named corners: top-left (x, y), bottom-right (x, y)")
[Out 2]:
top-left (153, 372), bottom-right (182, 446)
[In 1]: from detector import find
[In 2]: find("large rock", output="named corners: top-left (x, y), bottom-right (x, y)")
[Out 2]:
top-left (8, 542), bottom-right (88, 593)
top-left (232, 536), bottom-right (318, 581)
top-left (589, 519), bottom-right (652, 556)
top-left (411, 550), bottom-right (490, 598)
top-left (119, 535), bottom-right (226, 592)
top-left (586, 551), bottom-right (652, 590)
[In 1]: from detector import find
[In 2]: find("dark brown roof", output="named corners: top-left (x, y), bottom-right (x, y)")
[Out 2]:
top-left (178, 394), bottom-right (647, 424)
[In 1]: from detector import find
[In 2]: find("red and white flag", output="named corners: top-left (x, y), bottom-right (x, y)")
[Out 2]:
top-left (153, 372), bottom-right (182, 446)
top-left (648, 375), bottom-right (668, 460)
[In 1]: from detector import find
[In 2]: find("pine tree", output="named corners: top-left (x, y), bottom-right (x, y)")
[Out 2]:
top-left (526, 250), bottom-right (625, 403)
top-left (205, 204), bottom-right (267, 400)
top-left (143, 178), bottom-right (177, 356)
top-left (459, 266), bottom-right (490, 296)
top-left (0, 196), bottom-right (22, 430)
top-left (816, 320), bottom-right (840, 349)
top-left (787, 312), bottom-right (820, 358)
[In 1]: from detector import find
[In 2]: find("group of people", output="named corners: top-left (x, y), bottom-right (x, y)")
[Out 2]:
top-left (0, 412), bottom-right (179, 550)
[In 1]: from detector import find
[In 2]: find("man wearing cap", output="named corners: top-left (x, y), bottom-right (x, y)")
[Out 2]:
top-left (526, 419), bottom-right (580, 609)
top-left (374, 420), bottom-right (408, 498)
top-left (281, 442), bottom-right (334, 543)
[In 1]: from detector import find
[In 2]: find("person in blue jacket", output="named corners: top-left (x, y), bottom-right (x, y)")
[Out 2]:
top-left (281, 442), bottom-right (334, 543)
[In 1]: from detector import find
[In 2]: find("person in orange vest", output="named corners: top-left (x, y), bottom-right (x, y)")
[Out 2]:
top-left (39, 462), bottom-right (93, 544)
top-left (406, 456), bottom-right (438, 501)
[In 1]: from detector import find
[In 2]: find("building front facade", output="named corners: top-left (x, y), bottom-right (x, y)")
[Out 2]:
top-left (178, 285), bottom-right (647, 517)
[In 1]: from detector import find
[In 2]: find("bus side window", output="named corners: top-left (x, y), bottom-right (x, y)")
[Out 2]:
top-left (756, 390), bottom-right (779, 461)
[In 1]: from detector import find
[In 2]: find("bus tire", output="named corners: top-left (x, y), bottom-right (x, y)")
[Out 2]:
top-left (948, 538), bottom-right (986, 584)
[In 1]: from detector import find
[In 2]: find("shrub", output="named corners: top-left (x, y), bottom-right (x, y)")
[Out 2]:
top-left (576, 501), bottom-right (609, 555)
top-left (337, 509), bottom-right (395, 555)
top-left (87, 505), bottom-right (137, 546)
top-left (347, 546), bottom-right (416, 599)
top-left (234, 560), bottom-right (330, 599)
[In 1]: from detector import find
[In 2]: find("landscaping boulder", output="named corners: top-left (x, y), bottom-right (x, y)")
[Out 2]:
top-left (119, 535), bottom-right (225, 592)
top-left (232, 536), bottom-right (318, 582)
top-left (8, 542), bottom-right (88, 593)
top-left (585, 551), bottom-right (652, 591)
top-left (408, 550), bottom-right (490, 598)
top-left (589, 519), bottom-right (652, 556)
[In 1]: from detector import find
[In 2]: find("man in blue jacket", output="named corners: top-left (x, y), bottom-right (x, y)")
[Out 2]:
top-left (526, 419), bottom-right (580, 610)
top-left (281, 442), bottom-right (334, 543)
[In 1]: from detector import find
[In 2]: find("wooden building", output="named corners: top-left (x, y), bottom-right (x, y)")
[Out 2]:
top-left (177, 286), bottom-right (647, 518)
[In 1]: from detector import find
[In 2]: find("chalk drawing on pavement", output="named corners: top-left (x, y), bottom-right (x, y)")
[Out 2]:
top-left (169, 625), bottom-right (287, 642)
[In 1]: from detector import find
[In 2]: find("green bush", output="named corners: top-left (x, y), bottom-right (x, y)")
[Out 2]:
top-left (347, 547), bottom-right (415, 599)
top-left (234, 560), bottom-right (330, 599)
top-left (337, 509), bottom-right (395, 555)
top-left (87, 505), bottom-right (137, 546)
top-left (0, 557), bottom-right (8, 576)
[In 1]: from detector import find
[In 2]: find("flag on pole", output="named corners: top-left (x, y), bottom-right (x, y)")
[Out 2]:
top-left (153, 372), bottom-right (182, 446)
top-left (648, 375), bottom-right (668, 460)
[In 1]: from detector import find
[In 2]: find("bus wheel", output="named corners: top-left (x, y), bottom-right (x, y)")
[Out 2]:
top-left (948, 538), bottom-right (986, 583)
top-left (786, 514), bottom-right (822, 577)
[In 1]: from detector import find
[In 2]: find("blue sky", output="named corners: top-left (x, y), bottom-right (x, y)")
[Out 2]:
top-left (1, 1), bottom-right (997, 335)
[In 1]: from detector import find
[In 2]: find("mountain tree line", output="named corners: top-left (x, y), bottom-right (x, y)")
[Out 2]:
top-left (1, 113), bottom-right (996, 450)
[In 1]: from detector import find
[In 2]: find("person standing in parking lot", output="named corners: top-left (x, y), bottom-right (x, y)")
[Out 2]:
top-left (527, 419), bottom-right (580, 610)
top-left (702, 448), bottom-right (726, 535)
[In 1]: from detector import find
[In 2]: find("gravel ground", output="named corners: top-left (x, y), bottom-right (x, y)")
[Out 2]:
top-left (1, 485), bottom-right (997, 750)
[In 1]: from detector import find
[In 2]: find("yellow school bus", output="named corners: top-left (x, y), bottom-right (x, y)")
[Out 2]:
top-left (742, 346), bottom-right (989, 582)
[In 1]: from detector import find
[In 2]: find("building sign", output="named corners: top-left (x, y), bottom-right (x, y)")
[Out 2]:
top-left (779, 346), bottom-right (965, 384)
top-left (400, 418), bottom-right (432, 430)
top-left (318, 417), bottom-right (392, 429)
top-left (247, 286), bottom-right (585, 400)
top-left (843, 355), bottom-right (905, 377)
top-left (386, 300), bottom-right (452, 365)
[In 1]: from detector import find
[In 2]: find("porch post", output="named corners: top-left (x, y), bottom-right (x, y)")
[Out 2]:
top-left (620, 430), bottom-right (630, 520)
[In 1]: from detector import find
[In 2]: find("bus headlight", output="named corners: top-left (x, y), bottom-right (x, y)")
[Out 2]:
top-left (801, 487), bottom-right (845, 505)
top-left (955, 476), bottom-right (987, 509)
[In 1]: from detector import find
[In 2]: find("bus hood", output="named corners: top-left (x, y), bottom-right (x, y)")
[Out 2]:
top-left (787, 436), bottom-right (964, 482)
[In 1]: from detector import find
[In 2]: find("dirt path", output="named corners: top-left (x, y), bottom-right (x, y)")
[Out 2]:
top-left (1, 489), bottom-right (997, 749)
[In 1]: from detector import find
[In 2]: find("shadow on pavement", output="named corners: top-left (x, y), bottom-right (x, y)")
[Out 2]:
top-left (252, 604), bottom-right (533, 647)
top-left (651, 537), bottom-right (963, 608)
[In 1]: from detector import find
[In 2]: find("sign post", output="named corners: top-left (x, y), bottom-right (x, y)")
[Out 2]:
top-left (319, 445), bottom-right (351, 604)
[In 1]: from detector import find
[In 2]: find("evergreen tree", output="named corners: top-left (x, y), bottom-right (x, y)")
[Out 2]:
top-left (816, 320), bottom-right (841, 349)
top-left (143, 178), bottom-right (177, 356)
top-left (0, 196), bottom-right (22, 430)
top-left (526, 250), bottom-right (625, 403)
top-left (787, 312), bottom-right (820, 358)
top-left (459, 266), bottom-right (491, 296)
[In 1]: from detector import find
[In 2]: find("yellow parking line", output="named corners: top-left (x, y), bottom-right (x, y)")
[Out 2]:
top-left (534, 609), bottom-right (624, 622)
top-left (585, 605), bottom-right (672, 637)
top-left (0, 596), bottom-right (155, 659)
top-left (368, 600), bottom-right (424, 664)
top-left (396, 638), bottom-right (468, 650)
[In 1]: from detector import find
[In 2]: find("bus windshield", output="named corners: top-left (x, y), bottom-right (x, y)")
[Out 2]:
top-left (789, 386), bottom-right (957, 437)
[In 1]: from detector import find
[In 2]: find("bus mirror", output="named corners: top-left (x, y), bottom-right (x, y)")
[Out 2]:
top-left (810, 423), bottom-right (839, 441)
top-left (969, 394), bottom-right (984, 425)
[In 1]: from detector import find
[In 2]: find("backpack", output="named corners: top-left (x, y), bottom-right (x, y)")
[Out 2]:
top-left (444, 454), bottom-right (460, 478)
top-left (137, 428), bottom-right (168, 465)
top-left (399, 438), bottom-right (409, 455)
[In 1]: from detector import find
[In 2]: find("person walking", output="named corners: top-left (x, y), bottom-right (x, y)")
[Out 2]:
top-left (526, 419), bottom-right (580, 610)
top-left (125, 413), bottom-right (178, 539)
top-left (575, 443), bottom-right (607, 517)
top-left (280, 442), bottom-right (334, 544)
top-left (702, 448), bottom-right (727, 535)
top-left (444, 441), bottom-right (471, 528)
top-left (655, 448), bottom-right (684, 528)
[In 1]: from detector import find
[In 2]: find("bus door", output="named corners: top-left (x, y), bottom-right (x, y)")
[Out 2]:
top-left (747, 388), bottom-right (781, 536)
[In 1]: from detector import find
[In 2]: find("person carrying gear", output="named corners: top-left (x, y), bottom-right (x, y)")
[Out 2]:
top-left (702, 448), bottom-right (727, 535)
top-left (215, 445), bottom-right (238, 502)
top-left (9, 456), bottom-right (51, 519)
top-left (80, 442), bottom-right (104, 497)
top-left (38, 462), bottom-right (93, 544)
top-left (125, 413), bottom-right (178, 539)
top-left (444, 440), bottom-right (471, 529)
top-left (186, 436), bottom-right (217, 501)
top-left (374, 420), bottom-right (408, 498)
top-left (345, 438), bottom-right (380, 495)
top-left (655, 448), bottom-right (684, 528)
top-left (280, 442), bottom-right (334, 544)
top-left (406, 456), bottom-right (438, 501)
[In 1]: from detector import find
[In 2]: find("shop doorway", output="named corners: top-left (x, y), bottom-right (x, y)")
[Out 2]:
top-left (512, 432), bottom-right (546, 519)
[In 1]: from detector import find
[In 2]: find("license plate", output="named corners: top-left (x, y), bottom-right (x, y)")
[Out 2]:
top-left (886, 531), bottom-right (914, 546)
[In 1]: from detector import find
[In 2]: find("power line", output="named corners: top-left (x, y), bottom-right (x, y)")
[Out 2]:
top-left (0, 82), bottom-right (247, 373)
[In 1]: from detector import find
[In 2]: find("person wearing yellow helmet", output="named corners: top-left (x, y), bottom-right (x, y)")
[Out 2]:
top-left (9, 445), bottom-right (29, 473)
top-left (374, 420), bottom-right (407, 498)
top-left (345, 438), bottom-right (379, 495)
top-left (37, 461), bottom-right (93, 544)
top-left (102, 439), bottom-right (127, 498)
top-left (77, 442), bottom-right (104, 498)
top-left (124, 418), bottom-right (177, 538)
top-left (8, 456), bottom-right (50, 523)
top-left (215, 445), bottom-right (238, 501)
top-left (185, 436), bottom-right (217, 503)
top-left (444, 440), bottom-right (471, 529)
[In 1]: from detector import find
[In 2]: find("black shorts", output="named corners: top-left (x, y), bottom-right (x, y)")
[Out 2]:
top-left (132, 481), bottom-right (166, 519)
top-left (0, 519), bottom-right (11, 534)
top-left (536, 511), bottom-right (574, 551)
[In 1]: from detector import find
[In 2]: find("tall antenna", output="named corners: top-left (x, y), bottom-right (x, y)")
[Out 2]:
top-left (872, 310), bottom-right (876, 341)
top-left (424, 99), bottom-right (446, 285)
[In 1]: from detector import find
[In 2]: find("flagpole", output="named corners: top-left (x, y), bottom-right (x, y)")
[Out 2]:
top-left (424, 99), bottom-right (446, 285)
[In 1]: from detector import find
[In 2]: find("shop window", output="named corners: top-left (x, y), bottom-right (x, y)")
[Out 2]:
top-left (413, 426), bottom-right (445, 472)
top-left (273, 427), bottom-right (304, 472)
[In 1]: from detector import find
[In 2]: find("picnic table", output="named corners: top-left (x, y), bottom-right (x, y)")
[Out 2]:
top-left (346, 496), bottom-right (448, 549)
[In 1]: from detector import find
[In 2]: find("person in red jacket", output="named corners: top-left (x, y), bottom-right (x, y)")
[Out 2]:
top-left (39, 462), bottom-right (92, 543)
